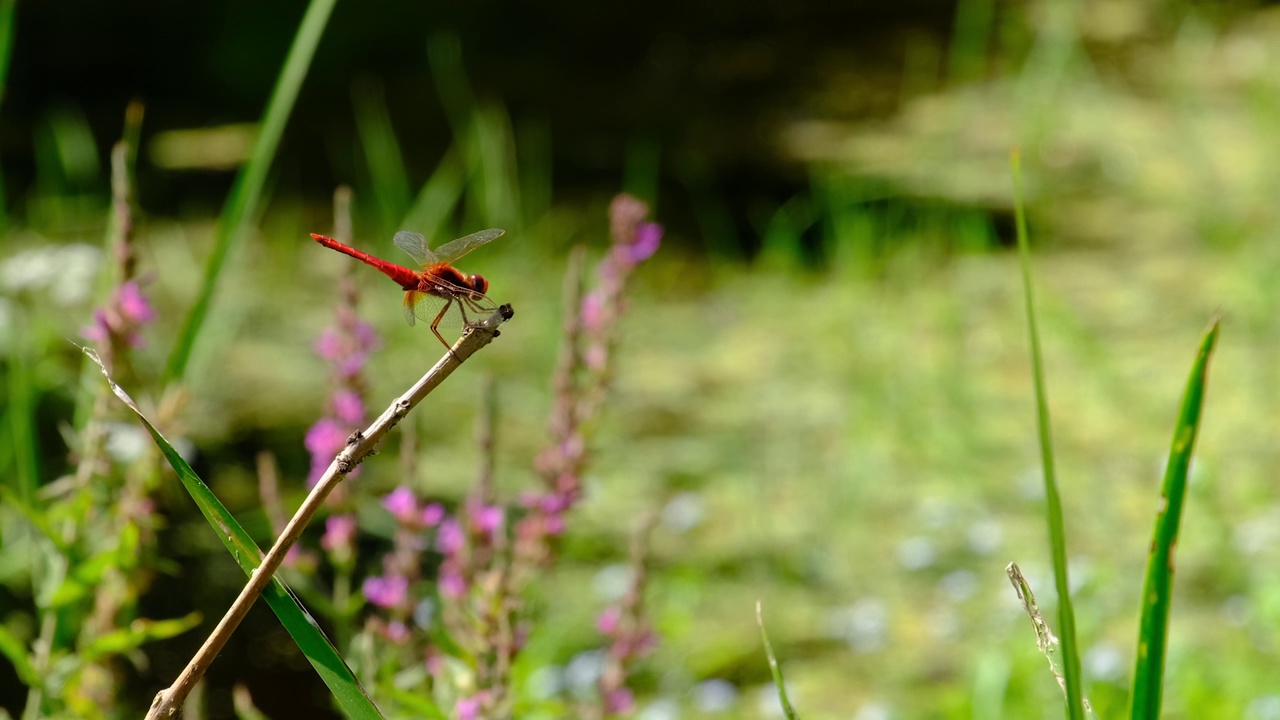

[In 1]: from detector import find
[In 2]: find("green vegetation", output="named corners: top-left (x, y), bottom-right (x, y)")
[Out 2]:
top-left (2, 2), bottom-right (1277, 718)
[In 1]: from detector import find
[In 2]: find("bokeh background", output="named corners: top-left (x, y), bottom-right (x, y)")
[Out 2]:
top-left (3, 0), bottom-right (1280, 717)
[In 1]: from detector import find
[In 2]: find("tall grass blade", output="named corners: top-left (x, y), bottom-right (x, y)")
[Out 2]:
top-left (4, 312), bottom-right (40, 503)
top-left (1128, 319), bottom-right (1219, 719)
top-left (426, 33), bottom-right (520, 230)
top-left (756, 602), bottom-right (799, 720)
top-left (399, 145), bottom-right (466, 240)
top-left (0, 0), bottom-right (17, 228)
top-left (165, 0), bottom-right (337, 382)
top-left (1010, 149), bottom-right (1085, 720)
top-left (84, 349), bottom-right (387, 719)
top-left (352, 78), bottom-right (412, 233)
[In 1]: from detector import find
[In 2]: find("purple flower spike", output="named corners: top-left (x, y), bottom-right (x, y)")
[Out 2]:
top-left (544, 514), bottom-right (566, 536)
top-left (581, 291), bottom-right (606, 331)
top-left (421, 502), bottom-right (445, 527)
top-left (82, 310), bottom-right (111, 343)
top-left (353, 321), bottom-right (382, 352)
top-left (384, 620), bottom-right (410, 643)
top-left (331, 389), bottom-right (364, 425)
top-left (471, 504), bottom-right (504, 535)
top-left (439, 566), bottom-right (467, 598)
top-left (305, 419), bottom-right (347, 455)
top-left (629, 222), bottom-right (663, 263)
top-left (437, 518), bottom-right (464, 554)
top-left (321, 514), bottom-right (358, 552)
top-left (456, 694), bottom-right (483, 720)
top-left (383, 486), bottom-right (419, 525)
top-left (604, 687), bottom-right (635, 714)
top-left (117, 281), bottom-right (156, 324)
top-left (314, 328), bottom-right (343, 361)
top-left (305, 418), bottom-right (350, 485)
top-left (362, 573), bottom-right (409, 608)
top-left (596, 606), bottom-right (621, 635)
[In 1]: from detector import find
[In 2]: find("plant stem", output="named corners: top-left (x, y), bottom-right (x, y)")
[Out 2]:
top-left (146, 305), bottom-right (513, 719)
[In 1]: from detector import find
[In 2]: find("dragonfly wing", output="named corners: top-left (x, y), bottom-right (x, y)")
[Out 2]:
top-left (394, 231), bottom-right (436, 266)
top-left (403, 291), bottom-right (420, 325)
top-left (430, 228), bottom-right (505, 264)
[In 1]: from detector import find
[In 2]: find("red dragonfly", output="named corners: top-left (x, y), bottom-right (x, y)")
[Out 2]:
top-left (311, 228), bottom-right (504, 350)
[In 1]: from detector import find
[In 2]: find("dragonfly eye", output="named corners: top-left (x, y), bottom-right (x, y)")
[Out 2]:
top-left (470, 274), bottom-right (489, 294)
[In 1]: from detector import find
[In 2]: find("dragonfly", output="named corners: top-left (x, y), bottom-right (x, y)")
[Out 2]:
top-left (311, 227), bottom-right (504, 350)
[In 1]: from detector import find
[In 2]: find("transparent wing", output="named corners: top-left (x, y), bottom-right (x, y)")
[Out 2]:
top-left (430, 228), bottom-right (505, 264)
top-left (403, 293), bottom-right (419, 326)
top-left (394, 231), bottom-right (436, 266)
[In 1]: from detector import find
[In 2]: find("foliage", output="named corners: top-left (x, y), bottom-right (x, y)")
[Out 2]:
top-left (2, 3), bottom-right (1279, 719)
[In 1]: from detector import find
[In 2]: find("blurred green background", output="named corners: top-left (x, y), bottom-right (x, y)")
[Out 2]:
top-left (3, 0), bottom-right (1280, 717)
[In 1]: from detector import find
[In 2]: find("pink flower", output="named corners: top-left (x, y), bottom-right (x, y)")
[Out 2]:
top-left (437, 518), bottom-right (464, 554)
top-left (321, 514), bottom-right (358, 553)
top-left (604, 687), bottom-right (635, 714)
top-left (305, 418), bottom-right (347, 455)
top-left (540, 491), bottom-right (571, 514)
top-left (596, 607), bottom-right (621, 635)
top-left (439, 565), bottom-right (467, 598)
top-left (609, 194), bottom-right (649, 243)
top-left (421, 502), bottom-right (445, 527)
top-left (585, 343), bottom-right (607, 371)
top-left (384, 620), bottom-right (410, 643)
top-left (470, 504), bottom-right (504, 535)
top-left (362, 574), bottom-right (409, 609)
top-left (82, 309), bottom-right (111, 343)
top-left (456, 694), bottom-right (485, 720)
top-left (305, 418), bottom-right (349, 485)
top-left (581, 290), bottom-right (606, 331)
top-left (331, 389), bottom-right (364, 425)
top-left (336, 352), bottom-right (369, 379)
top-left (628, 222), bottom-right (662, 263)
top-left (383, 486), bottom-right (419, 525)
top-left (314, 328), bottom-right (343, 361)
top-left (425, 649), bottom-right (445, 675)
top-left (117, 281), bottom-right (156, 324)
top-left (353, 321), bottom-right (381, 352)
top-left (543, 514), bottom-right (566, 536)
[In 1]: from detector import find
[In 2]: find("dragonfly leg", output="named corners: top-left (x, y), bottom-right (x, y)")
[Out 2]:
top-left (459, 293), bottom-right (495, 328)
top-left (430, 298), bottom-right (454, 352)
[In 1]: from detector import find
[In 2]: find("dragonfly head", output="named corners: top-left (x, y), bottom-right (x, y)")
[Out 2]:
top-left (468, 274), bottom-right (489, 295)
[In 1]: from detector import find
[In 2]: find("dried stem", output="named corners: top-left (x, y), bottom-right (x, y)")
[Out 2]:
top-left (146, 305), bottom-right (514, 719)
top-left (1005, 562), bottom-right (1096, 717)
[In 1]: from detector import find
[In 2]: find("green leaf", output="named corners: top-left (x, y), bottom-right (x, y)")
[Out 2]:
top-left (165, 0), bottom-right (338, 382)
top-left (86, 348), bottom-right (388, 720)
top-left (49, 548), bottom-right (118, 608)
top-left (380, 686), bottom-right (448, 720)
top-left (81, 614), bottom-right (203, 663)
top-left (1010, 149), bottom-right (1085, 720)
top-left (756, 602), bottom-right (798, 720)
top-left (0, 622), bottom-right (38, 687)
top-left (0, 485), bottom-right (61, 551)
top-left (1129, 319), bottom-right (1219, 719)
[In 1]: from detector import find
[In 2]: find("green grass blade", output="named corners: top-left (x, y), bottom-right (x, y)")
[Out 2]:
top-left (1129, 319), bottom-right (1220, 719)
top-left (352, 78), bottom-right (412, 232)
top-left (0, 622), bottom-right (37, 687)
top-left (4, 311), bottom-right (40, 504)
top-left (0, 0), bottom-right (18, 228)
top-left (165, 0), bottom-right (337, 382)
top-left (399, 144), bottom-right (465, 239)
top-left (1010, 149), bottom-right (1085, 720)
top-left (80, 613), bottom-right (202, 663)
top-left (756, 602), bottom-right (799, 720)
top-left (85, 349), bottom-right (388, 719)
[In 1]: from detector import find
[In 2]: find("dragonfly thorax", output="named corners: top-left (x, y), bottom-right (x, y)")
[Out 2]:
top-left (427, 264), bottom-right (488, 296)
